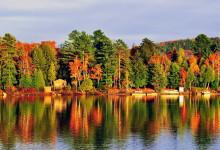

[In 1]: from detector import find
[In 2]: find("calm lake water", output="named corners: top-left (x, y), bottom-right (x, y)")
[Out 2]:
top-left (0, 94), bottom-right (220, 150)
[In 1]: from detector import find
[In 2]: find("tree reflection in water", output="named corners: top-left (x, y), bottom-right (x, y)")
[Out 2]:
top-left (0, 95), bottom-right (219, 149)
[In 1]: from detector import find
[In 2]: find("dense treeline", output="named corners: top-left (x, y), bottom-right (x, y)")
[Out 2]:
top-left (0, 31), bottom-right (220, 92)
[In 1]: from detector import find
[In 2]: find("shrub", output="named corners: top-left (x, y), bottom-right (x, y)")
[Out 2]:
top-left (79, 79), bottom-right (93, 92)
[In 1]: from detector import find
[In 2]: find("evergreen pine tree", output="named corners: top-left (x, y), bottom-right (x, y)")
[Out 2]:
top-left (19, 74), bottom-right (32, 88)
top-left (32, 69), bottom-right (45, 90)
top-left (168, 63), bottom-right (180, 89)
top-left (48, 62), bottom-right (56, 86)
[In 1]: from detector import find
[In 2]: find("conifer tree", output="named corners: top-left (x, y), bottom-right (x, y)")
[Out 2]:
top-left (168, 63), bottom-right (180, 88)
top-left (32, 69), bottom-right (45, 90)
top-left (0, 33), bottom-right (17, 89)
top-left (19, 74), bottom-right (32, 88)
top-left (130, 54), bottom-right (147, 88)
top-left (152, 64), bottom-right (167, 91)
top-left (48, 62), bottom-right (56, 86)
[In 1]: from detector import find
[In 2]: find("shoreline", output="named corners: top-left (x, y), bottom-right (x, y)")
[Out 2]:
top-left (2, 89), bottom-right (220, 98)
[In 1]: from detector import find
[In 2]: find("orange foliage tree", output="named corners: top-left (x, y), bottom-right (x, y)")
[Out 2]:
top-left (69, 57), bottom-right (82, 91)
top-left (205, 53), bottom-right (220, 84)
top-left (188, 56), bottom-right (200, 74)
top-left (180, 67), bottom-right (187, 87)
top-left (90, 64), bottom-right (102, 86)
top-left (16, 42), bottom-right (38, 75)
top-left (149, 54), bottom-right (171, 72)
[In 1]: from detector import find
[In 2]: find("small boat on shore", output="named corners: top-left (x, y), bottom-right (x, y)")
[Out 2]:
top-left (132, 91), bottom-right (146, 96)
top-left (160, 89), bottom-right (179, 95)
top-left (201, 91), bottom-right (210, 95)
top-left (146, 93), bottom-right (157, 96)
top-left (3, 92), bottom-right (7, 99)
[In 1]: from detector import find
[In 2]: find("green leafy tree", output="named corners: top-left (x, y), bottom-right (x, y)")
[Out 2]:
top-left (152, 64), bottom-right (167, 91)
top-left (130, 55), bottom-right (147, 88)
top-left (48, 62), bottom-right (56, 86)
top-left (32, 69), bottom-right (45, 90)
top-left (19, 74), bottom-right (32, 88)
top-left (32, 47), bottom-right (46, 74)
top-left (113, 39), bottom-right (130, 88)
top-left (186, 69), bottom-right (195, 90)
top-left (59, 30), bottom-right (94, 82)
top-left (41, 43), bottom-right (58, 84)
top-left (211, 76), bottom-right (219, 90)
top-left (140, 38), bottom-right (159, 62)
top-left (199, 65), bottom-right (215, 88)
top-left (195, 34), bottom-right (212, 58)
top-left (177, 48), bottom-right (188, 68)
top-left (168, 63), bottom-right (180, 88)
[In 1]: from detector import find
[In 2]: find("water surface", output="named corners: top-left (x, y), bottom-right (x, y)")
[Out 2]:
top-left (0, 95), bottom-right (220, 150)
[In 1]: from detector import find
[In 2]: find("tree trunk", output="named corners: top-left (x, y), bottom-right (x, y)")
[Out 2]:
top-left (189, 82), bottom-right (192, 91)
top-left (75, 81), bottom-right (78, 93)
top-left (218, 65), bottom-right (220, 87)
top-left (207, 82), bottom-right (209, 89)
top-left (118, 54), bottom-right (121, 89)
top-left (82, 50), bottom-right (86, 80)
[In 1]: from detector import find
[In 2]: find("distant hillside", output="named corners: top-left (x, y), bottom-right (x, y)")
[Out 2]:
top-left (159, 37), bottom-right (220, 52)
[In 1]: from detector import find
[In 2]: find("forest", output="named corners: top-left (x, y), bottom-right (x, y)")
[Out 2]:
top-left (0, 30), bottom-right (220, 93)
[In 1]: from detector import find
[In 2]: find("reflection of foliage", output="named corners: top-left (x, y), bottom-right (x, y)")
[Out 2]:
top-left (131, 101), bottom-right (147, 131)
top-left (0, 96), bottom-right (220, 149)
top-left (0, 102), bottom-right (17, 149)
top-left (78, 96), bottom-right (94, 113)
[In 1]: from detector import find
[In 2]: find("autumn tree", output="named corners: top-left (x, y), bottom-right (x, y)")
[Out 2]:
top-left (16, 42), bottom-right (36, 76)
top-left (177, 48), bottom-right (188, 68)
top-left (59, 30), bottom-right (94, 83)
top-left (90, 64), bottom-right (102, 87)
top-left (206, 53), bottom-right (220, 86)
top-left (69, 57), bottom-right (82, 92)
top-left (180, 68), bottom-right (187, 87)
top-left (188, 56), bottom-right (200, 74)
top-left (148, 54), bottom-right (170, 88)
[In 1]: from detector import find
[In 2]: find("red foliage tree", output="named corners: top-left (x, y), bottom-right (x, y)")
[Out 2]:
top-left (180, 68), bottom-right (187, 87)
top-left (16, 42), bottom-right (38, 75)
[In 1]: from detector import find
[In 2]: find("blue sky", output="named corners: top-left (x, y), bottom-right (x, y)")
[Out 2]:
top-left (0, 0), bottom-right (219, 46)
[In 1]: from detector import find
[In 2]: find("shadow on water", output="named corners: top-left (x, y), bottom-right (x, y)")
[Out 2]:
top-left (0, 94), bottom-right (220, 149)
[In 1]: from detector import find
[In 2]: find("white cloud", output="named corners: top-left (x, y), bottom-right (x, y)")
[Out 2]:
top-left (0, 0), bottom-right (219, 46)
top-left (0, 0), bottom-right (99, 11)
